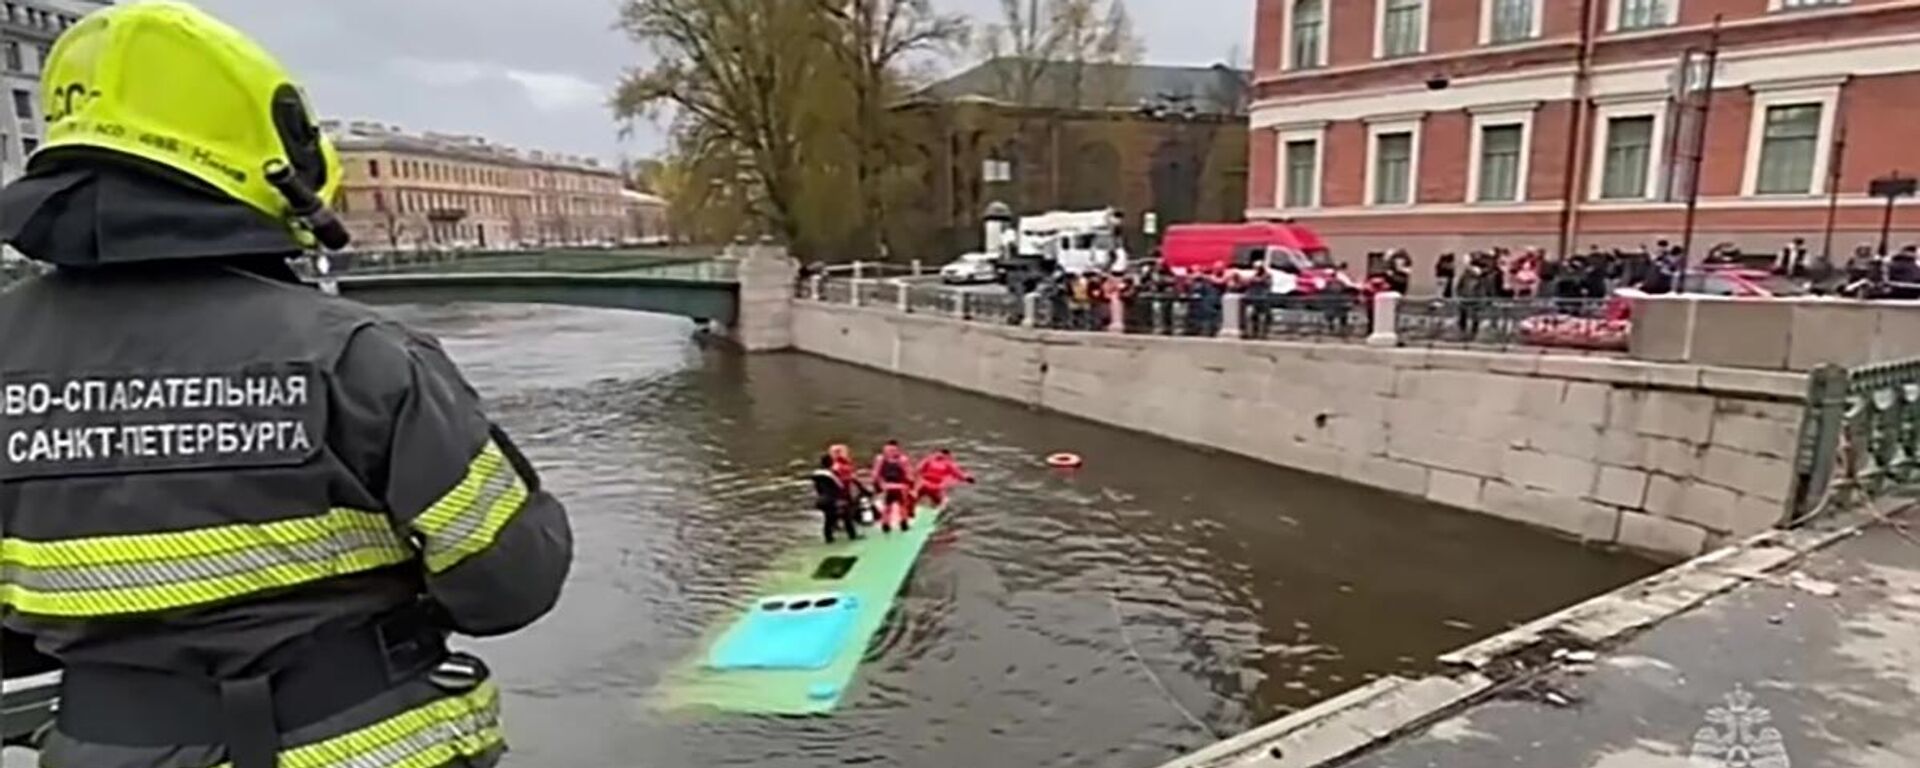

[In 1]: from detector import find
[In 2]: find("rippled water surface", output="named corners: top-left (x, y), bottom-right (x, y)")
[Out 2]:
top-left (388, 304), bottom-right (1661, 768)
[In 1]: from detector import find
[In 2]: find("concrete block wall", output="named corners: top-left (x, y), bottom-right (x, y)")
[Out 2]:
top-left (1630, 295), bottom-right (1920, 372)
top-left (792, 302), bottom-right (1811, 559)
top-left (728, 246), bottom-right (799, 352)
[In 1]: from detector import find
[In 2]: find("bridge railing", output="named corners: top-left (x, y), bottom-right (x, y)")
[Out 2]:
top-left (305, 246), bottom-right (728, 278)
top-left (1791, 356), bottom-right (1920, 524)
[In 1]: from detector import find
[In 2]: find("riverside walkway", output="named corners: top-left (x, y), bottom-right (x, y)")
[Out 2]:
top-left (1163, 502), bottom-right (1919, 768)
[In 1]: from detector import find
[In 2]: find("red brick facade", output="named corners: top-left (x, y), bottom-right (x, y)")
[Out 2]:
top-left (1248, 0), bottom-right (1920, 290)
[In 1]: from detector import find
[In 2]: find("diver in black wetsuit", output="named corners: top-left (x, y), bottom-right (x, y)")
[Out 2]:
top-left (812, 456), bottom-right (860, 543)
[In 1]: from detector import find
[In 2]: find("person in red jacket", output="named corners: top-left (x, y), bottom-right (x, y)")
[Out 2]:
top-left (827, 444), bottom-right (861, 491)
top-left (870, 441), bottom-right (916, 533)
top-left (916, 449), bottom-right (975, 509)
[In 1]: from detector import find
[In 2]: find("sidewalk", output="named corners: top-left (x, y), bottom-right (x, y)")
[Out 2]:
top-left (1344, 513), bottom-right (1920, 768)
top-left (1156, 504), bottom-right (1920, 768)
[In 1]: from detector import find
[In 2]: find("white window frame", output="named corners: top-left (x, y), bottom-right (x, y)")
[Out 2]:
top-left (1588, 94), bottom-right (1668, 201)
top-left (1466, 104), bottom-right (1535, 204)
top-left (1276, 122), bottom-right (1327, 210)
top-left (1364, 114), bottom-right (1424, 208)
top-left (1608, 0), bottom-right (1679, 31)
top-left (1740, 78), bottom-right (1843, 198)
top-left (1374, 0), bottom-right (1429, 59)
top-left (1768, 0), bottom-right (1847, 11)
top-left (1283, 0), bottom-right (1331, 70)
top-left (1480, 0), bottom-right (1543, 44)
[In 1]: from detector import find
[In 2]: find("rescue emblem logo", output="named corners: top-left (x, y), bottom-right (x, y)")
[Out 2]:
top-left (1690, 684), bottom-right (1791, 768)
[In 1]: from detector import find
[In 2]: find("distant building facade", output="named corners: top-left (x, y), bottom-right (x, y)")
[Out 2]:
top-left (890, 58), bottom-right (1251, 260)
top-left (326, 121), bottom-right (645, 251)
top-left (0, 0), bottom-right (104, 186)
top-left (621, 189), bottom-right (669, 244)
top-left (1247, 0), bottom-right (1920, 288)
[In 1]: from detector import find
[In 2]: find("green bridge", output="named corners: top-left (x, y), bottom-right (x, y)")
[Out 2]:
top-left (3, 247), bottom-right (795, 349)
top-left (316, 248), bottom-right (745, 324)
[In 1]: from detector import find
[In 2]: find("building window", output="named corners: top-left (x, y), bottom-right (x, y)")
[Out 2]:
top-left (11, 89), bottom-right (30, 120)
top-left (368, 160), bottom-right (381, 178)
top-left (1774, 0), bottom-right (1843, 9)
top-left (1290, 0), bottom-right (1324, 70)
top-left (1, 133), bottom-right (9, 161)
top-left (1371, 132), bottom-right (1414, 205)
top-left (1488, 0), bottom-right (1536, 42)
top-left (21, 136), bottom-right (37, 157)
top-left (373, 190), bottom-right (386, 212)
top-left (1615, 0), bottom-right (1670, 29)
top-left (5, 43), bottom-right (19, 73)
top-left (1282, 136), bottom-right (1313, 205)
top-left (1754, 104), bottom-right (1822, 195)
top-left (1475, 125), bottom-right (1524, 202)
top-left (1600, 115), bottom-right (1656, 199)
top-left (1379, 0), bottom-right (1425, 58)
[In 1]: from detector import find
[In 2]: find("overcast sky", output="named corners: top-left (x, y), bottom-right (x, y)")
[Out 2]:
top-left (190, 0), bottom-right (1250, 166)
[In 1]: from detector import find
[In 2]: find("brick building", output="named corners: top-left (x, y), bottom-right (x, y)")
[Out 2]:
top-left (325, 121), bottom-right (637, 251)
top-left (1247, 0), bottom-right (1920, 291)
top-left (890, 58), bottom-right (1251, 260)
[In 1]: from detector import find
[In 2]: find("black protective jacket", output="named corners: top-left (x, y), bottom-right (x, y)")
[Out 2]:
top-left (0, 162), bottom-right (573, 767)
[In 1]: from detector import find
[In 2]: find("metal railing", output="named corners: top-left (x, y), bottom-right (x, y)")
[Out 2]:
top-left (797, 282), bottom-right (1633, 357)
top-left (820, 279), bottom-right (853, 304)
top-left (965, 291), bottom-right (1024, 326)
top-left (817, 261), bottom-right (922, 279)
top-left (320, 246), bottom-right (725, 276)
top-left (905, 283), bottom-right (955, 315)
top-left (1396, 297), bottom-right (1622, 350)
top-left (853, 279), bottom-right (896, 308)
top-left (1245, 295), bottom-right (1370, 340)
top-left (1791, 357), bottom-right (1920, 523)
top-left (1124, 294), bottom-right (1214, 336)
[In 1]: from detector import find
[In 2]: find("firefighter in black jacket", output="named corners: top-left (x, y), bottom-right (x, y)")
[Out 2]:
top-left (0, 3), bottom-right (573, 767)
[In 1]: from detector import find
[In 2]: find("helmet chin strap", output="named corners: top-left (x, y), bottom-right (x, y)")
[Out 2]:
top-left (263, 159), bottom-right (350, 251)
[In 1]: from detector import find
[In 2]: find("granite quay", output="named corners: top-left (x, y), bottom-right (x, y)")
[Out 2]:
top-left (790, 275), bottom-right (1846, 560)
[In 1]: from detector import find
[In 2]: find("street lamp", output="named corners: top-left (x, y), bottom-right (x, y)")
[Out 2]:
top-left (1869, 173), bottom-right (1917, 256)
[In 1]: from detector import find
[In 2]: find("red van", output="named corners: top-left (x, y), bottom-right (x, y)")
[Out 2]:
top-left (1158, 222), bottom-right (1355, 294)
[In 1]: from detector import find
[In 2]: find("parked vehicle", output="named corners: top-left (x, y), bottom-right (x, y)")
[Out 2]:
top-left (1523, 267), bottom-right (1812, 350)
top-left (996, 208), bottom-right (1128, 292)
top-left (939, 252), bottom-right (999, 284)
top-left (1158, 222), bottom-right (1356, 294)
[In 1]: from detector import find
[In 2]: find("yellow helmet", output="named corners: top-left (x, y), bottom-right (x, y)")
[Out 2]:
top-left (35, 0), bottom-right (347, 249)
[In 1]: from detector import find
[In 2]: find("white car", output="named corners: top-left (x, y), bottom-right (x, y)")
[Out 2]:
top-left (940, 252), bottom-right (999, 284)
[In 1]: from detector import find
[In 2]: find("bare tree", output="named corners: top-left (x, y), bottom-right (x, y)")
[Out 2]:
top-left (614, 0), bottom-right (837, 251)
top-left (813, 0), bottom-right (969, 259)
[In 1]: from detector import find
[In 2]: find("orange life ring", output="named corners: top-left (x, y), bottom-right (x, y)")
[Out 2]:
top-left (1047, 452), bottom-right (1083, 469)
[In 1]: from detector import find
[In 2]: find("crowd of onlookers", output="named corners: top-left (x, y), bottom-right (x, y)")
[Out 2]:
top-left (1031, 261), bottom-right (1365, 337)
top-left (1426, 238), bottom-right (1920, 300)
top-left (1010, 236), bottom-right (1920, 339)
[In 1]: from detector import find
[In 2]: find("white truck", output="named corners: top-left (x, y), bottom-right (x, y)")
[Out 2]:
top-left (997, 208), bottom-right (1129, 292)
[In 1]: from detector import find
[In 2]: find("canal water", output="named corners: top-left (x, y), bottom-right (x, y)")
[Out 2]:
top-left (393, 304), bottom-right (1662, 768)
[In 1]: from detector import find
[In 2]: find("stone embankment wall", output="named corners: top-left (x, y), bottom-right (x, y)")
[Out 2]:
top-left (792, 301), bottom-right (1809, 559)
